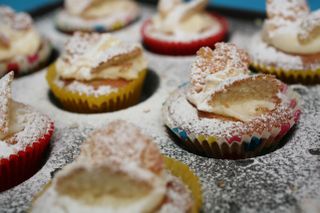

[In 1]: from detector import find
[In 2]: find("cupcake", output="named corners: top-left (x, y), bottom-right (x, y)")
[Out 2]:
top-left (163, 43), bottom-right (301, 159)
top-left (56, 0), bottom-right (140, 33)
top-left (47, 32), bottom-right (147, 113)
top-left (0, 6), bottom-right (52, 77)
top-left (0, 72), bottom-right (54, 192)
top-left (248, 0), bottom-right (320, 83)
top-left (141, 0), bottom-right (228, 55)
top-left (32, 120), bottom-right (202, 213)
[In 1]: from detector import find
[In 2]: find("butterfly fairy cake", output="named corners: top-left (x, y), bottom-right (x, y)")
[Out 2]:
top-left (47, 32), bottom-right (148, 113)
top-left (0, 6), bottom-right (52, 77)
top-left (141, 0), bottom-right (228, 55)
top-left (0, 72), bottom-right (54, 192)
top-left (32, 120), bottom-right (202, 213)
top-left (163, 43), bottom-right (301, 159)
top-left (56, 0), bottom-right (140, 33)
top-left (248, 0), bottom-right (320, 83)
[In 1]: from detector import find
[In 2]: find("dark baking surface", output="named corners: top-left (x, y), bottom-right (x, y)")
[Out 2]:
top-left (0, 3), bottom-right (319, 213)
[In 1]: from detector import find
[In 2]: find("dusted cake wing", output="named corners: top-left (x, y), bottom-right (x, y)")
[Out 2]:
top-left (208, 75), bottom-right (282, 122)
top-left (57, 32), bottom-right (143, 80)
top-left (298, 10), bottom-right (320, 44)
top-left (0, 72), bottom-right (13, 137)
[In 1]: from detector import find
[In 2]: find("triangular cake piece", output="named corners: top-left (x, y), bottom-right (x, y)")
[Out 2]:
top-left (0, 72), bottom-right (13, 136)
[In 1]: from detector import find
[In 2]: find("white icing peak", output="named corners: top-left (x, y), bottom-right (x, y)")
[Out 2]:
top-left (0, 6), bottom-right (41, 60)
top-left (187, 43), bottom-right (282, 122)
top-left (56, 32), bottom-right (147, 81)
top-left (152, 0), bottom-right (216, 36)
top-left (263, 0), bottom-right (320, 54)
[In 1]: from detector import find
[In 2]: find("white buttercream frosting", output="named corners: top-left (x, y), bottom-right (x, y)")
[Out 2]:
top-left (149, 0), bottom-right (221, 41)
top-left (56, 32), bottom-right (147, 81)
top-left (263, 0), bottom-right (320, 54)
top-left (0, 7), bottom-right (41, 61)
top-left (65, 0), bottom-right (137, 19)
top-left (187, 43), bottom-right (282, 122)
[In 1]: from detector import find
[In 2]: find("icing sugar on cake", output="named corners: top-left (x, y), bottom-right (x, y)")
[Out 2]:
top-left (266, 0), bottom-right (309, 28)
top-left (79, 120), bottom-right (164, 175)
top-left (0, 73), bottom-right (51, 158)
top-left (0, 6), bottom-right (33, 30)
top-left (54, 78), bottom-right (118, 97)
top-left (0, 72), bottom-right (13, 135)
top-left (60, 32), bottom-right (142, 73)
top-left (298, 10), bottom-right (320, 43)
top-left (249, 33), bottom-right (320, 71)
top-left (190, 43), bottom-right (249, 93)
top-left (158, 172), bottom-right (193, 213)
top-left (163, 85), bottom-right (297, 141)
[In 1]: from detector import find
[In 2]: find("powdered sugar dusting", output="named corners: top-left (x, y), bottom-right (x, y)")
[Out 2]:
top-left (0, 5), bottom-right (319, 213)
top-left (0, 6), bottom-right (33, 30)
top-left (60, 32), bottom-right (141, 71)
top-left (249, 32), bottom-right (320, 71)
top-left (0, 102), bottom-right (51, 158)
top-left (164, 85), bottom-right (297, 142)
top-left (158, 172), bottom-right (193, 213)
top-left (266, 0), bottom-right (309, 27)
top-left (54, 78), bottom-right (118, 97)
top-left (298, 9), bottom-right (320, 43)
top-left (80, 120), bottom-right (164, 175)
top-left (0, 72), bottom-right (13, 136)
top-left (190, 43), bottom-right (250, 93)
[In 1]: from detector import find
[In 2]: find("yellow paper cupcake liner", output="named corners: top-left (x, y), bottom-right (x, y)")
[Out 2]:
top-left (32, 157), bottom-right (202, 212)
top-left (251, 62), bottom-right (320, 84)
top-left (46, 64), bottom-right (147, 113)
top-left (164, 156), bottom-right (203, 213)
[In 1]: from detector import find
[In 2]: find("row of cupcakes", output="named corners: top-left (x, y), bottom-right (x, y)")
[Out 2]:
top-left (0, 40), bottom-right (301, 193)
top-left (1, 0), bottom-right (319, 83)
top-left (0, 0), bottom-right (307, 203)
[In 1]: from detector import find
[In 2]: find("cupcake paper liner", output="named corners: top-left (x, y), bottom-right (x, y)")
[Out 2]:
top-left (163, 86), bottom-right (301, 159)
top-left (46, 64), bottom-right (147, 113)
top-left (141, 13), bottom-right (228, 55)
top-left (0, 37), bottom-right (52, 78)
top-left (0, 122), bottom-right (54, 192)
top-left (164, 156), bottom-right (202, 213)
top-left (251, 63), bottom-right (320, 84)
top-left (55, 10), bottom-right (139, 33)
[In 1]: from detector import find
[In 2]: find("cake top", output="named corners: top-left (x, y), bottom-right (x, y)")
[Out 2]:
top-left (188, 43), bottom-right (283, 122)
top-left (79, 120), bottom-right (164, 175)
top-left (56, 32), bottom-right (146, 81)
top-left (190, 43), bottom-right (250, 93)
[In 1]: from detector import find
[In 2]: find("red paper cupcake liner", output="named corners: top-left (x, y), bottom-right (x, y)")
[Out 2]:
top-left (0, 122), bottom-right (54, 192)
top-left (141, 13), bottom-right (228, 55)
